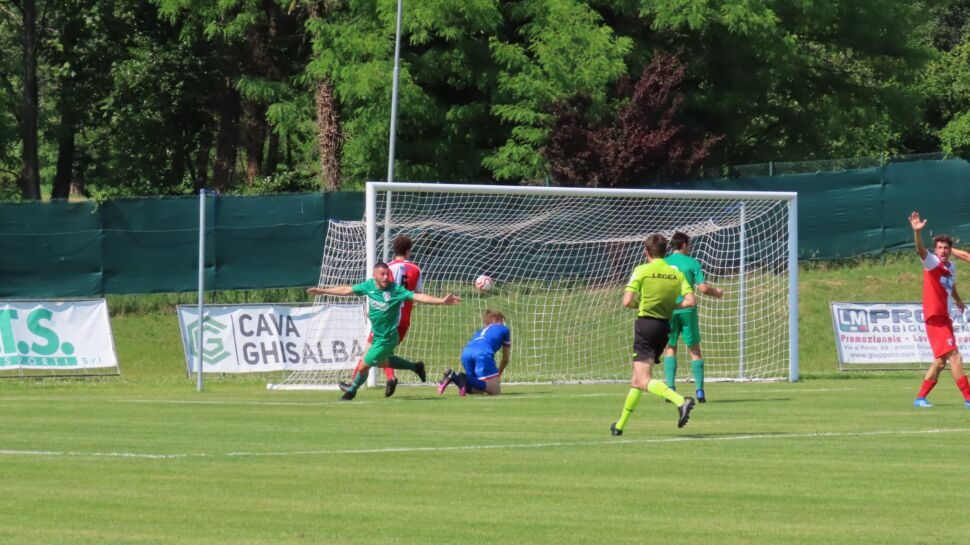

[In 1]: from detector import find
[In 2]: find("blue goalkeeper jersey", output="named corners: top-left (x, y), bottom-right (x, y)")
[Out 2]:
top-left (463, 323), bottom-right (512, 356)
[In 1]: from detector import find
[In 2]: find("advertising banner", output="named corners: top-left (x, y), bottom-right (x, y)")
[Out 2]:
top-left (830, 302), bottom-right (970, 367)
top-left (177, 303), bottom-right (368, 374)
top-left (0, 299), bottom-right (118, 370)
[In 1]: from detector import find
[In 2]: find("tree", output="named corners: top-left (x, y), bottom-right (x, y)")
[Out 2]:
top-left (485, 0), bottom-right (632, 182)
top-left (543, 52), bottom-right (720, 186)
top-left (637, 0), bottom-right (936, 162)
top-left (6, 0), bottom-right (41, 199)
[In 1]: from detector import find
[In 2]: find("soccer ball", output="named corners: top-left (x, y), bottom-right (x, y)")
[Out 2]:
top-left (474, 274), bottom-right (494, 292)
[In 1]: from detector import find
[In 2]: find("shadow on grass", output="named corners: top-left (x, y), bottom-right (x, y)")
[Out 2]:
top-left (401, 390), bottom-right (553, 400)
top-left (701, 397), bottom-right (791, 404)
top-left (676, 431), bottom-right (795, 439)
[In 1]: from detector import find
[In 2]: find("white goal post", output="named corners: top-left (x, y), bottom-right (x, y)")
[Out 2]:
top-left (275, 182), bottom-right (798, 389)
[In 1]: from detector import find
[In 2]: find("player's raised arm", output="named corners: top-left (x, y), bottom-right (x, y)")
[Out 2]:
top-left (951, 248), bottom-right (970, 264)
top-left (909, 211), bottom-right (928, 260)
top-left (413, 293), bottom-right (461, 305)
top-left (307, 285), bottom-right (354, 296)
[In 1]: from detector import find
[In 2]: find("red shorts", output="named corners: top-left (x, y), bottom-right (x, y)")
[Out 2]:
top-left (925, 315), bottom-right (958, 359)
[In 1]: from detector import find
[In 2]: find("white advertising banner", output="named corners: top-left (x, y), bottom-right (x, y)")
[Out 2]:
top-left (830, 302), bottom-right (970, 366)
top-left (177, 303), bottom-right (368, 374)
top-left (0, 299), bottom-right (118, 370)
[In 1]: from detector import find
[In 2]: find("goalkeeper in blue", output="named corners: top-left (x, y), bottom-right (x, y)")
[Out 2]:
top-left (611, 233), bottom-right (697, 436)
top-left (439, 309), bottom-right (511, 396)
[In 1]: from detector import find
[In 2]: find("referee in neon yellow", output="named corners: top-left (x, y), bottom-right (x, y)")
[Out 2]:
top-left (611, 234), bottom-right (697, 435)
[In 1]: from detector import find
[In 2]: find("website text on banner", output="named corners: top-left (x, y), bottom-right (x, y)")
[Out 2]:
top-left (830, 302), bottom-right (970, 368)
top-left (177, 304), bottom-right (368, 374)
top-left (0, 299), bottom-right (118, 370)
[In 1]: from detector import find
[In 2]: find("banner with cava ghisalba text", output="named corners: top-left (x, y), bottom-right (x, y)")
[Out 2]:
top-left (831, 302), bottom-right (970, 367)
top-left (0, 299), bottom-right (118, 370)
top-left (177, 303), bottom-right (368, 374)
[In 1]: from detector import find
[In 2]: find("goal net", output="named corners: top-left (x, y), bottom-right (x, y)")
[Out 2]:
top-left (268, 220), bottom-right (369, 390)
top-left (275, 182), bottom-right (798, 389)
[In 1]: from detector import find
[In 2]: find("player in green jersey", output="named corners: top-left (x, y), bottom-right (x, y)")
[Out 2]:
top-left (663, 232), bottom-right (724, 403)
top-left (307, 262), bottom-right (461, 400)
top-left (611, 233), bottom-right (697, 436)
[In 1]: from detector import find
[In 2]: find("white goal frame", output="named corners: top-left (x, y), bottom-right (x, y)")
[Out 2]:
top-left (366, 182), bottom-right (799, 383)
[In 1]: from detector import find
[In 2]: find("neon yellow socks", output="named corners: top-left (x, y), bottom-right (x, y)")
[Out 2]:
top-left (615, 388), bottom-right (642, 430)
top-left (647, 379), bottom-right (685, 406)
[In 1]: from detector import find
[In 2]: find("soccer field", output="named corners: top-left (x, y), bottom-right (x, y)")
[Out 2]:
top-left (2, 378), bottom-right (968, 545)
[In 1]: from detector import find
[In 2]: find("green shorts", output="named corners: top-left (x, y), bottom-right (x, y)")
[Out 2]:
top-left (668, 310), bottom-right (700, 347)
top-left (363, 337), bottom-right (398, 366)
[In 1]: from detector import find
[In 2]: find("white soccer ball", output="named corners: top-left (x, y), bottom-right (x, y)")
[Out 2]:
top-left (474, 274), bottom-right (494, 292)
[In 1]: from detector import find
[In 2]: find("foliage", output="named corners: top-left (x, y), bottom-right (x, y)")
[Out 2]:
top-left (543, 52), bottom-right (721, 186)
top-left (484, 0), bottom-right (632, 181)
top-left (941, 111), bottom-right (970, 158)
top-left (0, 1), bottom-right (963, 196)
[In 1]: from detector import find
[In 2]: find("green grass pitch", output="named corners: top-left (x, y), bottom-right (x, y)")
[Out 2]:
top-left (2, 254), bottom-right (969, 544)
top-left (2, 379), bottom-right (969, 544)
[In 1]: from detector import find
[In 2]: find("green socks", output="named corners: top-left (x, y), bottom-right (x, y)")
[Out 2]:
top-left (615, 388), bottom-right (642, 431)
top-left (647, 379), bottom-right (686, 406)
top-left (663, 356), bottom-right (677, 389)
top-left (691, 359), bottom-right (705, 390)
top-left (388, 355), bottom-right (416, 371)
top-left (347, 366), bottom-right (369, 393)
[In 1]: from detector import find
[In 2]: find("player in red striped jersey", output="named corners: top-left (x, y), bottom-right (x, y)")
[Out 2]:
top-left (909, 212), bottom-right (970, 408)
top-left (344, 235), bottom-right (422, 398)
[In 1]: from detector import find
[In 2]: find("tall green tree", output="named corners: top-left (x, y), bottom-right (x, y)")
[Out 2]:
top-left (485, 0), bottom-right (632, 181)
top-left (2, 0), bottom-right (41, 199)
top-left (637, 0), bottom-right (937, 163)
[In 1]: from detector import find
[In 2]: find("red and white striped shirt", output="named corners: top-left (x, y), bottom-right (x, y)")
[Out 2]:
top-left (388, 258), bottom-right (422, 325)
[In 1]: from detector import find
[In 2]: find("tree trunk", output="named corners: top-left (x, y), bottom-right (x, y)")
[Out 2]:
top-left (266, 130), bottom-right (280, 174)
top-left (51, 120), bottom-right (75, 200)
top-left (20, 0), bottom-right (40, 200)
top-left (316, 80), bottom-right (341, 191)
top-left (212, 78), bottom-right (241, 192)
top-left (244, 103), bottom-right (267, 184)
top-left (52, 34), bottom-right (77, 201)
top-left (195, 129), bottom-right (212, 190)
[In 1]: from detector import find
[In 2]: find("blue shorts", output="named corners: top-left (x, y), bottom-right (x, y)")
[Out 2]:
top-left (461, 349), bottom-right (499, 381)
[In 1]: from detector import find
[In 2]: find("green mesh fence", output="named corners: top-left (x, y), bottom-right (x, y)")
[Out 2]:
top-left (2, 157), bottom-right (970, 298)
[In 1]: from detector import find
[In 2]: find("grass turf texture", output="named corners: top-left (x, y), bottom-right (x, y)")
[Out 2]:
top-left (2, 379), bottom-right (969, 544)
top-left (0, 253), bottom-right (961, 543)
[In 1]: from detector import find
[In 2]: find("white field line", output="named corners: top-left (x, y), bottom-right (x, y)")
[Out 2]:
top-left (0, 387), bottom-right (862, 407)
top-left (1, 428), bottom-right (968, 460)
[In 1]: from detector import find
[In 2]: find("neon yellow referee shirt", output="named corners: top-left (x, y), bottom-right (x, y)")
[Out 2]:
top-left (625, 258), bottom-right (693, 319)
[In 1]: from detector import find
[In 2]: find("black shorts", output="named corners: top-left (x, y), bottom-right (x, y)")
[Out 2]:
top-left (633, 317), bottom-right (670, 363)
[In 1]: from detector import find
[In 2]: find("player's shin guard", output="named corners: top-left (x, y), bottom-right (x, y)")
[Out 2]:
top-left (691, 359), bottom-right (705, 390)
top-left (956, 376), bottom-right (970, 401)
top-left (387, 355), bottom-right (417, 372)
top-left (616, 388), bottom-right (642, 431)
top-left (917, 379), bottom-right (938, 399)
top-left (347, 366), bottom-right (369, 394)
top-left (647, 379), bottom-right (685, 406)
top-left (663, 356), bottom-right (677, 389)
